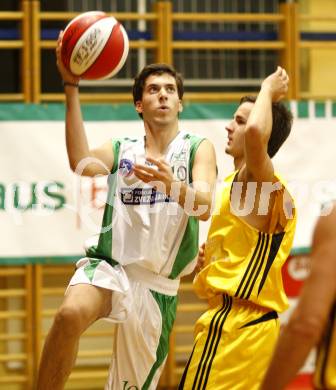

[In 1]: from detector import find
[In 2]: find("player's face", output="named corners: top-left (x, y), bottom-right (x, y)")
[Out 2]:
top-left (225, 101), bottom-right (254, 158)
top-left (135, 73), bottom-right (183, 125)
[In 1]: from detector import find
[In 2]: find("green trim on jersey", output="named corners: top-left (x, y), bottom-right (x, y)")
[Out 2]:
top-left (111, 139), bottom-right (122, 173)
top-left (85, 139), bottom-right (122, 265)
top-left (84, 259), bottom-right (100, 282)
top-left (169, 134), bottom-right (204, 279)
top-left (86, 138), bottom-right (139, 265)
top-left (169, 217), bottom-right (199, 279)
top-left (142, 291), bottom-right (178, 390)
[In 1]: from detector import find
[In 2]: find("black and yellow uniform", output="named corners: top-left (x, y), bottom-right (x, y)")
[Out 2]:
top-left (179, 171), bottom-right (296, 390)
top-left (314, 301), bottom-right (336, 389)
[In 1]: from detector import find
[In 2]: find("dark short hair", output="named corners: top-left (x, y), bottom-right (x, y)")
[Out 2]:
top-left (132, 63), bottom-right (184, 112)
top-left (239, 95), bottom-right (293, 158)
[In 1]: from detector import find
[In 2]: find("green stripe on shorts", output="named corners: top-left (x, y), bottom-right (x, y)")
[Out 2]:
top-left (142, 291), bottom-right (178, 390)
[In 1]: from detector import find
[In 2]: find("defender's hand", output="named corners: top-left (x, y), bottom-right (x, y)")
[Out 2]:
top-left (261, 66), bottom-right (289, 102)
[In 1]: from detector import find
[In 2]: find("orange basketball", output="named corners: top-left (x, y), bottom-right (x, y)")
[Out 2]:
top-left (61, 11), bottom-right (129, 80)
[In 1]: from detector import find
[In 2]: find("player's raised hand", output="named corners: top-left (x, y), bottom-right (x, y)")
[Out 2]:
top-left (55, 31), bottom-right (80, 85)
top-left (262, 66), bottom-right (289, 102)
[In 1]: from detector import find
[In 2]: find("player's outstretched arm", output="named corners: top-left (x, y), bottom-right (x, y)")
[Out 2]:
top-left (56, 31), bottom-right (114, 177)
top-left (261, 205), bottom-right (336, 390)
top-left (243, 66), bottom-right (289, 183)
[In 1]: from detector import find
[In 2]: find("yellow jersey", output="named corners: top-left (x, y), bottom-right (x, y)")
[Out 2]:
top-left (194, 170), bottom-right (296, 313)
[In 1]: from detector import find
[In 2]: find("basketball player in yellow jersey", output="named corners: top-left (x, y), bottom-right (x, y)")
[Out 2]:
top-left (261, 203), bottom-right (336, 390)
top-left (179, 66), bottom-right (296, 390)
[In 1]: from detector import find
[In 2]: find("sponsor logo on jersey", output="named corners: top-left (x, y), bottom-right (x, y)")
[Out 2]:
top-left (120, 187), bottom-right (171, 205)
top-left (119, 159), bottom-right (134, 177)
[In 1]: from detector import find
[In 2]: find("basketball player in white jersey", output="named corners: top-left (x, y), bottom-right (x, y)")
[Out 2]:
top-left (36, 33), bottom-right (217, 390)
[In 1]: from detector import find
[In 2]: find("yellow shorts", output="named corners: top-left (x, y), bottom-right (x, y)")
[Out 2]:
top-left (178, 294), bottom-right (280, 390)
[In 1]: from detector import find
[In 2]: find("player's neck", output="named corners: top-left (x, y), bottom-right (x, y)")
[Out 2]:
top-left (144, 122), bottom-right (180, 156)
top-left (233, 156), bottom-right (245, 171)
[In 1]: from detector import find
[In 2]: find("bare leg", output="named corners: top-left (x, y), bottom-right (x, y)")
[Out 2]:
top-left (37, 284), bottom-right (112, 390)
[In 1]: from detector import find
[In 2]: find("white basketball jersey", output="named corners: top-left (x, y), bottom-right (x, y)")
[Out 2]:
top-left (86, 131), bottom-right (205, 279)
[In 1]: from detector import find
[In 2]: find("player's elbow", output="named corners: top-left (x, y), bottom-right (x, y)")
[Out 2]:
top-left (245, 123), bottom-right (263, 139)
top-left (68, 160), bottom-right (95, 177)
top-left (69, 160), bottom-right (78, 173)
top-left (200, 195), bottom-right (214, 220)
top-left (198, 210), bottom-right (211, 221)
top-left (184, 203), bottom-right (211, 221)
top-left (195, 202), bottom-right (212, 221)
top-left (246, 123), bottom-right (270, 144)
top-left (287, 313), bottom-right (325, 344)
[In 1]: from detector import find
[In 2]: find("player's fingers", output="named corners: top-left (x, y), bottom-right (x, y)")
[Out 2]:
top-left (285, 73), bottom-right (289, 83)
top-left (56, 36), bottom-right (62, 57)
top-left (277, 68), bottom-right (284, 80)
top-left (157, 158), bottom-right (169, 167)
top-left (133, 165), bottom-right (153, 175)
top-left (145, 156), bottom-right (161, 167)
top-left (134, 166), bottom-right (166, 184)
top-left (133, 170), bottom-right (153, 183)
top-left (145, 157), bottom-right (168, 170)
top-left (134, 164), bottom-right (159, 177)
top-left (281, 69), bottom-right (288, 81)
